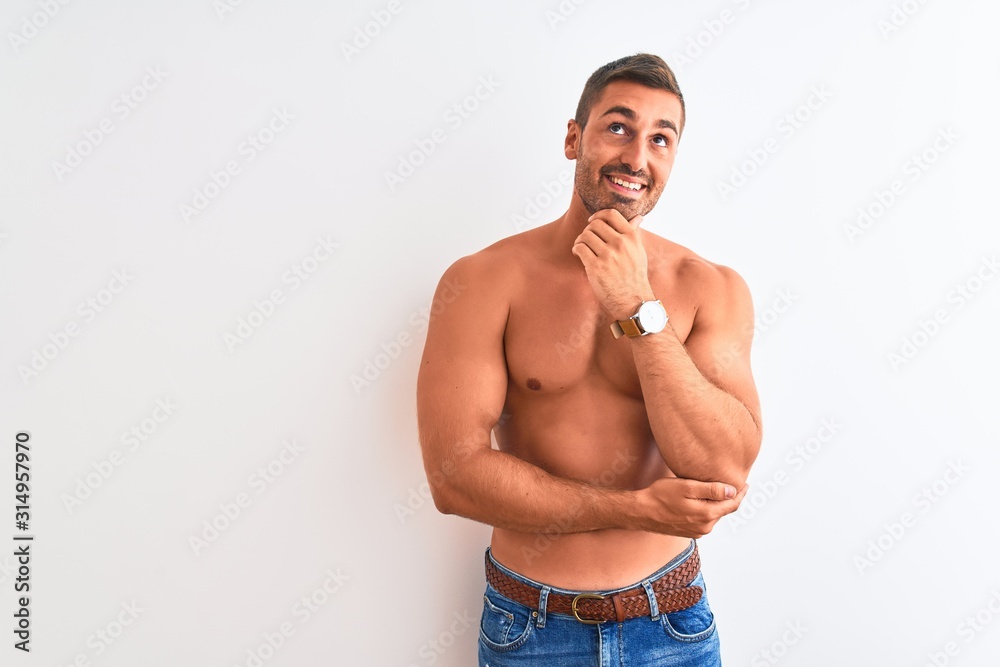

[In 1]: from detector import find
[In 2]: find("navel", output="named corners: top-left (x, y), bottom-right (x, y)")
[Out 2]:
top-left (526, 377), bottom-right (542, 391)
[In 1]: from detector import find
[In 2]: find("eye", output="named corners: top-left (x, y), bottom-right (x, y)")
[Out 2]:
top-left (609, 123), bottom-right (626, 135)
top-left (653, 135), bottom-right (670, 147)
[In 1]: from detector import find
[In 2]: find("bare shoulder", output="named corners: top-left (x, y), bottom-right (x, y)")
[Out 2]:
top-left (429, 227), bottom-right (545, 332)
top-left (438, 227), bottom-right (542, 293)
top-left (641, 228), bottom-right (752, 313)
top-left (475, 225), bottom-right (548, 266)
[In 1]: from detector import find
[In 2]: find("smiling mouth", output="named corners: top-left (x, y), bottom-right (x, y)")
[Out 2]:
top-left (605, 174), bottom-right (646, 194)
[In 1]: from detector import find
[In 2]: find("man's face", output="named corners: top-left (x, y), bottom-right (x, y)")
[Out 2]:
top-left (566, 80), bottom-right (683, 221)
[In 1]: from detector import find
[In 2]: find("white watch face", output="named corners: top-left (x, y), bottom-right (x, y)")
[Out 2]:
top-left (637, 301), bottom-right (668, 334)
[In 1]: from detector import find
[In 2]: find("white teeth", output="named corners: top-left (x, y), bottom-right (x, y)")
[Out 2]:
top-left (610, 176), bottom-right (642, 191)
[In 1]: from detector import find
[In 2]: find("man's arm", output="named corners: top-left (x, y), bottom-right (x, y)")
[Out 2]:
top-left (626, 260), bottom-right (763, 490)
top-left (571, 210), bottom-right (762, 490)
top-left (415, 252), bottom-right (746, 539)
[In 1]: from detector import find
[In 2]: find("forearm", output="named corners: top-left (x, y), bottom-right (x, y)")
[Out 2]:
top-left (432, 447), bottom-right (643, 534)
top-left (629, 329), bottom-right (760, 487)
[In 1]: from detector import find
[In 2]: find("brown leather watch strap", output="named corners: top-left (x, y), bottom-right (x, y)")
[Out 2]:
top-left (610, 316), bottom-right (642, 339)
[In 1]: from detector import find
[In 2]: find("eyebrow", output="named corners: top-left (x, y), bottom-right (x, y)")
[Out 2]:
top-left (599, 105), bottom-right (678, 135)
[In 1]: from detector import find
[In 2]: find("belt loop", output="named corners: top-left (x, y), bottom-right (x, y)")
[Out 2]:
top-left (536, 586), bottom-right (550, 628)
top-left (611, 593), bottom-right (625, 623)
top-left (642, 580), bottom-right (660, 620)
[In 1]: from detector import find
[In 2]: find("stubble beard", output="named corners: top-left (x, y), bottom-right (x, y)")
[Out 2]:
top-left (573, 139), bottom-right (664, 221)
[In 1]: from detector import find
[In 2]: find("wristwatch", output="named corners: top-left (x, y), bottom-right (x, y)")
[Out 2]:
top-left (610, 300), bottom-right (668, 339)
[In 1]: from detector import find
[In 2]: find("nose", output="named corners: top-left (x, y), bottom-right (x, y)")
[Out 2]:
top-left (619, 137), bottom-right (649, 175)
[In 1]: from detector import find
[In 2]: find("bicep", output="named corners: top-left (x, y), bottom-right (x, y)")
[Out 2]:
top-left (683, 265), bottom-right (761, 428)
top-left (416, 256), bottom-right (509, 484)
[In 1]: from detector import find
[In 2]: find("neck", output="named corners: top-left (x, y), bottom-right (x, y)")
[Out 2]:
top-left (545, 191), bottom-right (599, 269)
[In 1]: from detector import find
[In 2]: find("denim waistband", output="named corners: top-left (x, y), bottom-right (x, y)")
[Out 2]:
top-left (484, 537), bottom-right (697, 596)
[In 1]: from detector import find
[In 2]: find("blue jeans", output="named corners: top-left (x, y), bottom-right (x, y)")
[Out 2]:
top-left (478, 539), bottom-right (721, 666)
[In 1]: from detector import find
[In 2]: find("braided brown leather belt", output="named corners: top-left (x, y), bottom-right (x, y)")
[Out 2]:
top-left (485, 543), bottom-right (703, 624)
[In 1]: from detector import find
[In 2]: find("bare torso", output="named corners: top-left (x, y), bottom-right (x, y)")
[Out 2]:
top-left (487, 221), bottom-right (706, 590)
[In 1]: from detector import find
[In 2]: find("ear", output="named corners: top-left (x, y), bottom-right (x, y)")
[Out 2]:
top-left (564, 119), bottom-right (580, 160)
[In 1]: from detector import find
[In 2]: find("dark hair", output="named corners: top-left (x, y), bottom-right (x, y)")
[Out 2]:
top-left (574, 53), bottom-right (685, 134)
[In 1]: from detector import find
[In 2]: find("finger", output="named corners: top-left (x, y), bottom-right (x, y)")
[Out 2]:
top-left (732, 483), bottom-right (749, 504)
top-left (719, 484), bottom-right (750, 516)
top-left (572, 239), bottom-right (597, 260)
top-left (574, 230), bottom-right (604, 256)
top-left (588, 209), bottom-right (630, 233)
top-left (686, 480), bottom-right (738, 502)
top-left (628, 214), bottom-right (644, 230)
top-left (582, 221), bottom-right (617, 245)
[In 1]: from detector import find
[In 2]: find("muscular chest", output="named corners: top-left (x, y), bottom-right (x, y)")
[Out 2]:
top-left (503, 268), bottom-right (695, 398)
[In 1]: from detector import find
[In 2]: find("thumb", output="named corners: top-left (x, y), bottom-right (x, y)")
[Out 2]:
top-left (691, 481), bottom-right (738, 501)
top-left (629, 214), bottom-right (644, 229)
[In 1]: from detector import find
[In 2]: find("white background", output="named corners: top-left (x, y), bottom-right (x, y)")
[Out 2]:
top-left (2, 1), bottom-right (999, 665)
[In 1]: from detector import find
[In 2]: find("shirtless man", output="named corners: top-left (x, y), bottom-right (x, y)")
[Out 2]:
top-left (416, 54), bottom-right (762, 666)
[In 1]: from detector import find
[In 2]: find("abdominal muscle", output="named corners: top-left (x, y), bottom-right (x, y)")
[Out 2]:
top-left (488, 385), bottom-right (691, 591)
